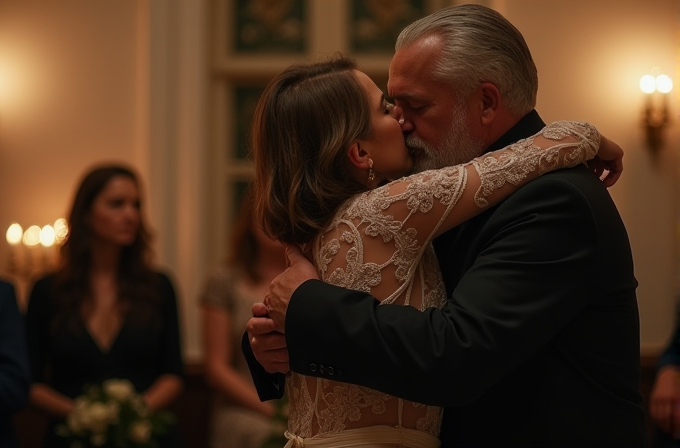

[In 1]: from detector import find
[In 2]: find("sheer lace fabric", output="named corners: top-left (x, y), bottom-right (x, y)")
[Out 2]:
top-left (285, 121), bottom-right (600, 444)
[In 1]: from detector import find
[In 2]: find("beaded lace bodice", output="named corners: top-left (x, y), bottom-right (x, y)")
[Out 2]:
top-left (285, 121), bottom-right (600, 442)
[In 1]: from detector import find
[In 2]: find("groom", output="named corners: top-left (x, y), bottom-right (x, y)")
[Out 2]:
top-left (244, 4), bottom-right (647, 447)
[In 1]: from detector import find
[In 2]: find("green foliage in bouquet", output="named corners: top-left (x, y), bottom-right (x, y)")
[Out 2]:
top-left (56, 379), bottom-right (175, 448)
top-left (259, 394), bottom-right (289, 448)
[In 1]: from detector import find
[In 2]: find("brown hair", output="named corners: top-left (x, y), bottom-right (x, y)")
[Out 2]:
top-left (251, 54), bottom-right (372, 245)
top-left (52, 164), bottom-right (159, 329)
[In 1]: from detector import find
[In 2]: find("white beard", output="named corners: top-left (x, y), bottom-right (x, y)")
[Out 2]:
top-left (407, 103), bottom-right (485, 172)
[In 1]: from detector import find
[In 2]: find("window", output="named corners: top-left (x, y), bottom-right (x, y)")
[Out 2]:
top-left (208, 0), bottom-right (439, 261)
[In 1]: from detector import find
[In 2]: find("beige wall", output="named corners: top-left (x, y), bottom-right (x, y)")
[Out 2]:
top-left (0, 2), bottom-right (142, 225)
top-left (0, 0), bottom-right (677, 360)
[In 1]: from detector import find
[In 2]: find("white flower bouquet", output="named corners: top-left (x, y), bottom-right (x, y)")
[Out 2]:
top-left (56, 379), bottom-right (175, 448)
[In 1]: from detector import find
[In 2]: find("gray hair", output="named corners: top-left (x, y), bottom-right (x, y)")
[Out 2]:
top-left (395, 4), bottom-right (537, 115)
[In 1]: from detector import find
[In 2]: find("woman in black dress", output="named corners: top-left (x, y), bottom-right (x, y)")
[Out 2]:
top-left (25, 164), bottom-right (185, 448)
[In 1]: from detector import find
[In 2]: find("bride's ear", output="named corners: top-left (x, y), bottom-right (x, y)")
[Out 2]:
top-left (347, 141), bottom-right (371, 169)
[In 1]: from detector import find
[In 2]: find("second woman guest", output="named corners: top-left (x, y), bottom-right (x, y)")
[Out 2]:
top-left (25, 164), bottom-right (185, 448)
top-left (201, 194), bottom-right (288, 448)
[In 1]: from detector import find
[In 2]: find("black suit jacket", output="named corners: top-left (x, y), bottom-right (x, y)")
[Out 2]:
top-left (244, 111), bottom-right (647, 447)
top-left (0, 279), bottom-right (30, 448)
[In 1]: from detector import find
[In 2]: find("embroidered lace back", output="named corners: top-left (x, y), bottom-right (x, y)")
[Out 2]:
top-left (284, 121), bottom-right (600, 443)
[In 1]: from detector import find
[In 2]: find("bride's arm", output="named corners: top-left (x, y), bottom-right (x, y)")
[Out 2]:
top-left (382, 121), bottom-right (614, 242)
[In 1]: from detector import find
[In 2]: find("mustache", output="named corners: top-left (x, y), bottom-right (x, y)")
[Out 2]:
top-left (406, 135), bottom-right (430, 153)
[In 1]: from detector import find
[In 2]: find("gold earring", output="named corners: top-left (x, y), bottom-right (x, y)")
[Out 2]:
top-left (367, 159), bottom-right (375, 187)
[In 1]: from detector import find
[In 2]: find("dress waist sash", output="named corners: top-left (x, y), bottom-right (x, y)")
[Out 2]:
top-left (283, 425), bottom-right (441, 448)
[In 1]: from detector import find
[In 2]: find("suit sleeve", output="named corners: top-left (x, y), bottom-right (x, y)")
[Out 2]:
top-left (241, 332), bottom-right (286, 401)
top-left (286, 175), bottom-right (602, 406)
top-left (0, 281), bottom-right (30, 414)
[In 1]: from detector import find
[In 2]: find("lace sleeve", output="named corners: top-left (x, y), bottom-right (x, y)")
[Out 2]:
top-left (471, 120), bottom-right (599, 207)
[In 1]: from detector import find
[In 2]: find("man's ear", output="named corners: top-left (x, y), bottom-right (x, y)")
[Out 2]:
top-left (347, 142), bottom-right (371, 169)
top-left (479, 82), bottom-right (501, 125)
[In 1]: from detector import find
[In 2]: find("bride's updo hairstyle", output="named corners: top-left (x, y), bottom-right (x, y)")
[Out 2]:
top-left (251, 54), bottom-right (373, 245)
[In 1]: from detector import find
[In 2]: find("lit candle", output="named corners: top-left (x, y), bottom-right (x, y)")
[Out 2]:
top-left (656, 74), bottom-right (673, 123)
top-left (6, 223), bottom-right (22, 245)
top-left (640, 74), bottom-right (656, 126)
top-left (22, 225), bottom-right (41, 246)
top-left (40, 224), bottom-right (56, 270)
top-left (656, 73), bottom-right (673, 94)
top-left (54, 218), bottom-right (68, 245)
top-left (639, 74), bottom-right (656, 94)
top-left (23, 225), bottom-right (41, 275)
top-left (5, 223), bottom-right (23, 274)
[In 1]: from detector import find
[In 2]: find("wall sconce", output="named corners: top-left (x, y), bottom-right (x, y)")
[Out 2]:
top-left (639, 68), bottom-right (673, 157)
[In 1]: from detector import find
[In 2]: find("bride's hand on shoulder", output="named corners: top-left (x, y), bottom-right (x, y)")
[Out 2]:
top-left (587, 134), bottom-right (623, 188)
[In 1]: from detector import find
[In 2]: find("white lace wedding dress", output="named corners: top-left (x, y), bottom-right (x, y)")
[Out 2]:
top-left (283, 121), bottom-right (601, 448)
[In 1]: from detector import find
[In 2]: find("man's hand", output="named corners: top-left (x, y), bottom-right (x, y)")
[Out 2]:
top-left (247, 303), bottom-right (290, 374)
top-left (650, 366), bottom-right (680, 435)
top-left (247, 245), bottom-right (318, 375)
top-left (263, 244), bottom-right (319, 333)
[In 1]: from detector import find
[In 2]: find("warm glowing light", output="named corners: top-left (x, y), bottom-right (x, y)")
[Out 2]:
top-left (54, 218), bottom-right (68, 243)
top-left (40, 225), bottom-right (56, 247)
top-left (23, 225), bottom-right (41, 246)
top-left (0, 54), bottom-right (37, 115)
top-left (640, 75), bottom-right (656, 94)
top-left (656, 74), bottom-right (673, 94)
top-left (5, 223), bottom-right (23, 245)
top-left (0, 70), bottom-right (7, 105)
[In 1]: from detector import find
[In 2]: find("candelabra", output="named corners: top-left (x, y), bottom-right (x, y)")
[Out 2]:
top-left (4, 219), bottom-right (68, 282)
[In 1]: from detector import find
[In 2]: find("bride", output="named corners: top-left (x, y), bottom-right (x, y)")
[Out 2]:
top-left (249, 54), bottom-right (621, 448)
